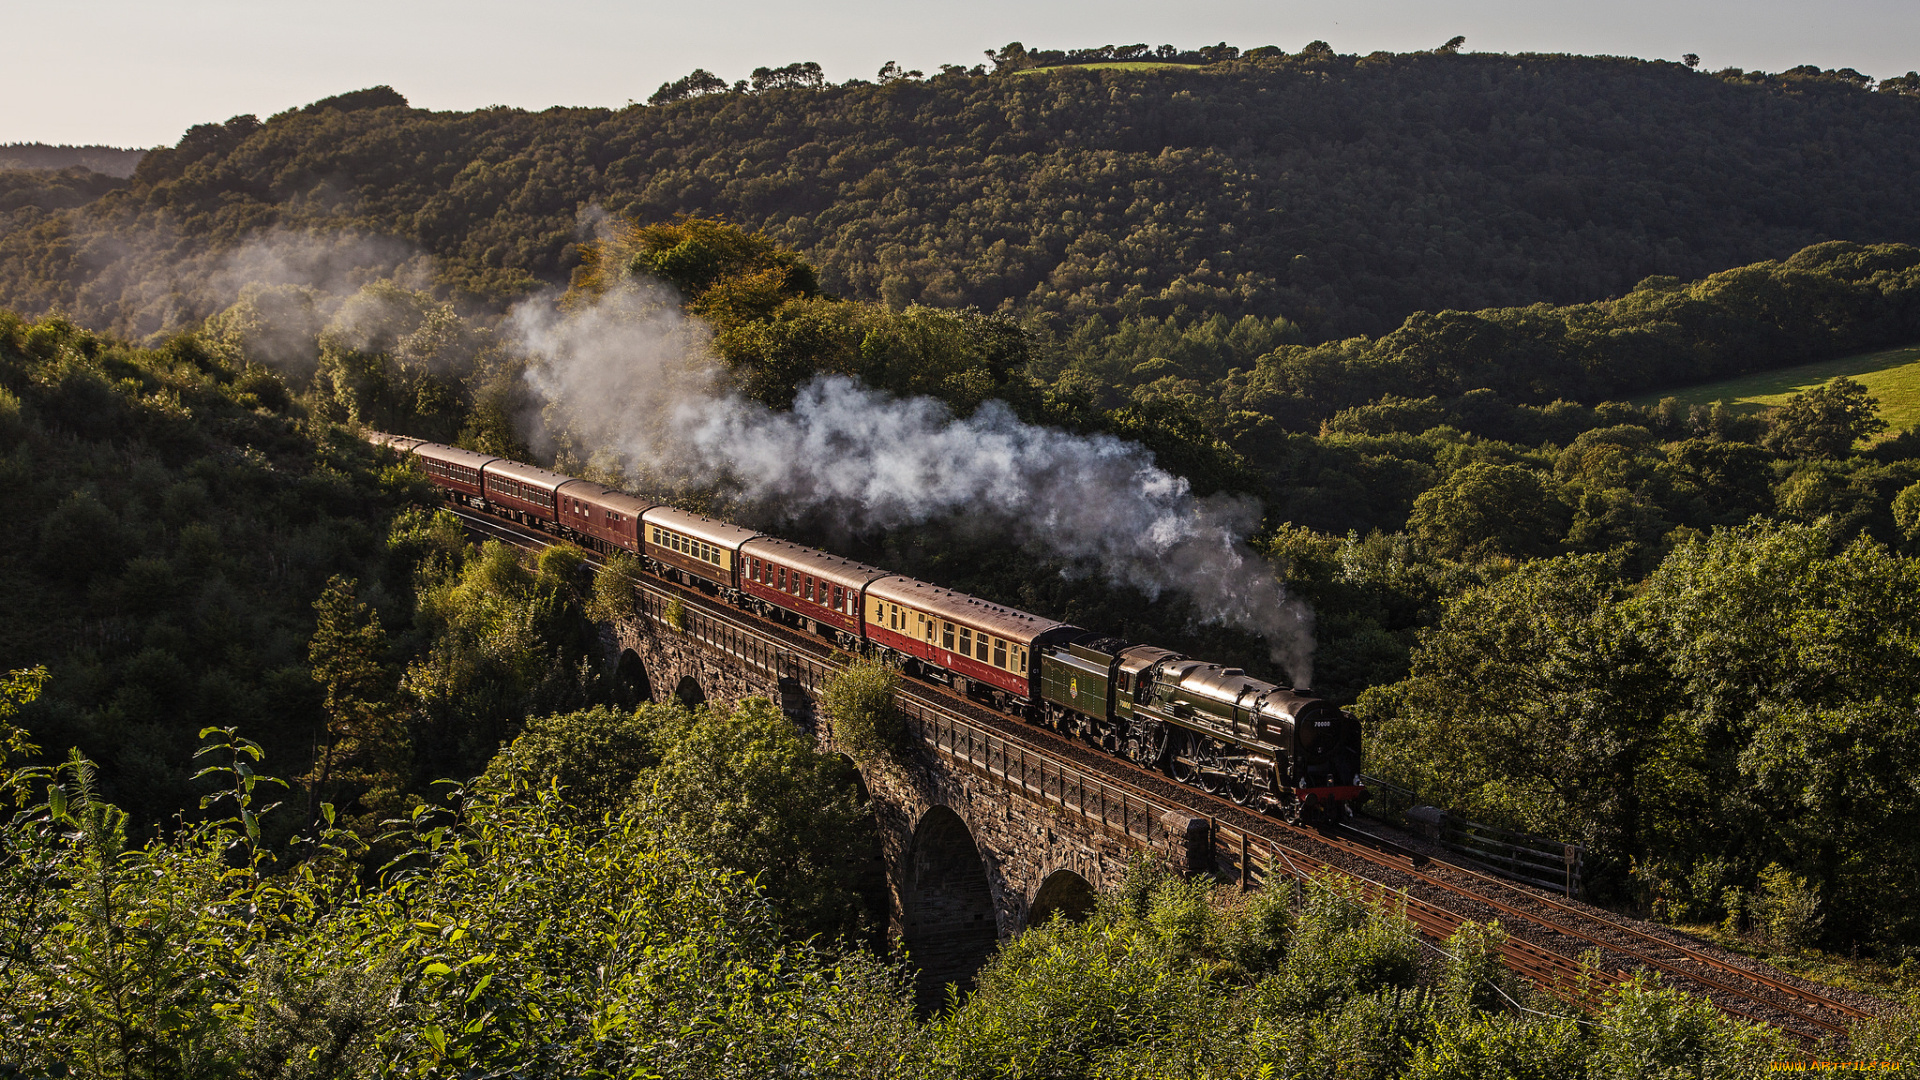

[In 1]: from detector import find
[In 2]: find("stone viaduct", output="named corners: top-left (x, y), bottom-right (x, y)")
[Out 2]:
top-left (602, 581), bottom-right (1219, 1005)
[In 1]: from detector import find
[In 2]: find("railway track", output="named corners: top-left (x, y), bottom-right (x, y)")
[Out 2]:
top-left (447, 505), bottom-right (1879, 1041)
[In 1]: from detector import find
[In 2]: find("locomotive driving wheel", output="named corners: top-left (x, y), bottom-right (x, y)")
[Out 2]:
top-left (1168, 731), bottom-right (1200, 785)
top-left (1194, 739), bottom-right (1227, 795)
top-left (1225, 758), bottom-right (1257, 805)
top-left (1125, 722), bottom-right (1169, 769)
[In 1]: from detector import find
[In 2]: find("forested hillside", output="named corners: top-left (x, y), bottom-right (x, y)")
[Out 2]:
top-left (0, 143), bottom-right (146, 177)
top-left (5, 49), bottom-right (1920, 341)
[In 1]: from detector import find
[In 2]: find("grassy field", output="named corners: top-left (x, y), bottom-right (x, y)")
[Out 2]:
top-left (1630, 342), bottom-right (1920, 433)
top-left (1017, 62), bottom-right (1195, 75)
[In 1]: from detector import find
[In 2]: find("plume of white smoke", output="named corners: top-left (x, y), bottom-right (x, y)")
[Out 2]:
top-left (52, 220), bottom-right (425, 343)
top-left (513, 284), bottom-right (1316, 687)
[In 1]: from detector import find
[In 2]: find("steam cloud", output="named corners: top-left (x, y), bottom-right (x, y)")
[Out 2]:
top-left (513, 283), bottom-right (1316, 687)
top-left (58, 222), bottom-right (425, 342)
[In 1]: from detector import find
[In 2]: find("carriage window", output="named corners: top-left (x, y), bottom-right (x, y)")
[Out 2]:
top-left (977, 635), bottom-right (991, 662)
top-left (957, 627), bottom-right (972, 655)
top-left (994, 639), bottom-right (1007, 669)
top-left (832, 584), bottom-right (843, 611)
top-left (777, 566), bottom-right (787, 590)
top-left (805, 577), bottom-right (815, 602)
top-left (942, 622), bottom-right (954, 651)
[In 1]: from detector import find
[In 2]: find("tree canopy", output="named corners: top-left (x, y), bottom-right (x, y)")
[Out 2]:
top-left (7, 48), bottom-right (1920, 342)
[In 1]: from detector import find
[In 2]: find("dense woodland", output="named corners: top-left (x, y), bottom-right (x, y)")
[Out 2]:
top-left (4, 46), bottom-right (1920, 1073)
top-left (4, 47), bottom-right (1920, 344)
top-left (0, 143), bottom-right (146, 177)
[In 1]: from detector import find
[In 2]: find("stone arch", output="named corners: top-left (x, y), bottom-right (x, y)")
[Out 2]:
top-left (832, 754), bottom-right (889, 952)
top-left (1028, 869), bottom-right (1097, 929)
top-left (614, 650), bottom-right (652, 706)
top-left (673, 674), bottom-right (706, 708)
top-left (837, 754), bottom-right (873, 804)
top-left (903, 805), bottom-right (999, 1010)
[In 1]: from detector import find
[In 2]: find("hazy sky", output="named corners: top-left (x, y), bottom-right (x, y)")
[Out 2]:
top-left (5, 0), bottom-right (1916, 148)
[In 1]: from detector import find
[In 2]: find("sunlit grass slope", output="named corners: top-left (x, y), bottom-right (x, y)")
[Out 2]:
top-left (1631, 343), bottom-right (1920, 431)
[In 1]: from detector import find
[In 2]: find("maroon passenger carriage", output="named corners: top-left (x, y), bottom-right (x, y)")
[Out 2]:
top-left (409, 442), bottom-right (495, 502)
top-left (556, 481), bottom-right (654, 556)
top-left (481, 458), bottom-right (577, 528)
top-left (739, 537), bottom-right (889, 649)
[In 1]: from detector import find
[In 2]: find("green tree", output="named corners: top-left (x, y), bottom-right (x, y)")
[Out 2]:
top-left (305, 575), bottom-right (407, 834)
top-left (1407, 462), bottom-right (1565, 559)
top-left (1762, 376), bottom-right (1888, 458)
top-left (645, 697), bottom-right (881, 943)
top-left (1362, 554), bottom-right (1663, 854)
top-left (477, 704), bottom-right (660, 818)
top-left (1894, 479), bottom-right (1920, 543)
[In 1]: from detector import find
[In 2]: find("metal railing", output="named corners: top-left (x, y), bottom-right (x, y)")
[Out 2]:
top-left (1359, 772), bottom-right (1584, 897)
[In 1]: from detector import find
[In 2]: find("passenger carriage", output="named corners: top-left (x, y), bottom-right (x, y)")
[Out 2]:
top-left (557, 481), bottom-right (654, 556)
top-left (863, 577), bottom-right (1081, 708)
top-left (641, 506), bottom-right (759, 594)
top-left (410, 443), bottom-right (496, 503)
top-left (739, 537), bottom-right (888, 649)
top-left (481, 458), bottom-right (574, 529)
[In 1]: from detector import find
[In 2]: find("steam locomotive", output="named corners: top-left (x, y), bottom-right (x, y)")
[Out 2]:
top-left (369, 433), bottom-right (1368, 819)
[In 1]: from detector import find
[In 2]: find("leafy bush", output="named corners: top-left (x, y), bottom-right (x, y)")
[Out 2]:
top-left (821, 654), bottom-right (908, 764)
top-left (476, 704), bottom-right (660, 817)
top-left (586, 550), bottom-right (645, 623)
top-left (1754, 862), bottom-right (1825, 948)
top-left (1263, 881), bottom-right (1423, 1013)
top-left (643, 697), bottom-right (881, 943)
